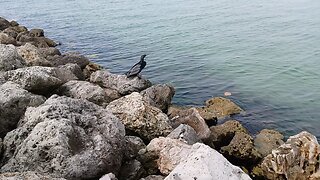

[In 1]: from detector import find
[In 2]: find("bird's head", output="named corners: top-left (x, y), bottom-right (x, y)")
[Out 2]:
top-left (140, 54), bottom-right (147, 61)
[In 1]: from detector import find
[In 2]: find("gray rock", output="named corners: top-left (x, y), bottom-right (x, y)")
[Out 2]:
top-left (90, 70), bottom-right (152, 95)
top-left (1, 95), bottom-right (125, 179)
top-left (17, 43), bottom-right (52, 66)
top-left (2, 27), bottom-right (19, 39)
top-left (47, 52), bottom-right (90, 68)
top-left (0, 82), bottom-right (45, 138)
top-left (9, 20), bottom-right (19, 27)
top-left (3, 66), bottom-right (78, 94)
top-left (29, 28), bottom-right (44, 37)
top-left (57, 80), bottom-right (115, 106)
top-left (0, 44), bottom-right (26, 71)
top-left (0, 171), bottom-right (66, 180)
top-left (0, 32), bottom-right (17, 45)
top-left (107, 92), bottom-right (172, 141)
top-left (0, 138), bottom-right (2, 158)
top-left (119, 159), bottom-right (145, 180)
top-left (168, 107), bottom-right (210, 140)
top-left (167, 124), bottom-right (201, 145)
top-left (140, 84), bottom-right (175, 112)
top-left (254, 129), bottom-right (284, 158)
top-left (83, 62), bottom-right (103, 80)
top-left (140, 175), bottom-right (165, 180)
top-left (124, 136), bottom-right (146, 160)
top-left (38, 47), bottom-right (61, 58)
top-left (58, 63), bottom-right (85, 80)
top-left (0, 17), bottom-right (10, 31)
top-left (164, 143), bottom-right (251, 180)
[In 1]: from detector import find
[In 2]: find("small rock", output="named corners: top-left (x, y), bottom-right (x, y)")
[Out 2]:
top-left (221, 132), bottom-right (261, 165)
top-left (38, 47), bottom-right (61, 58)
top-left (17, 43), bottom-right (52, 66)
top-left (208, 120), bottom-right (248, 149)
top-left (140, 175), bottom-right (165, 180)
top-left (0, 44), bottom-right (26, 71)
top-left (57, 80), bottom-right (115, 106)
top-left (140, 84), bottom-right (175, 113)
top-left (119, 159), bottom-right (145, 180)
top-left (260, 131), bottom-right (320, 180)
top-left (196, 97), bottom-right (243, 121)
top-left (90, 70), bottom-right (152, 95)
top-left (164, 143), bottom-right (252, 180)
top-left (0, 82), bottom-right (45, 138)
top-left (83, 62), bottom-right (103, 79)
top-left (58, 63), bottom-right (85, 80)
top-left (29, 28), bottom-right (44, 37)
top-left (9, 20), bottom-right (19, 26)
top-left (0, 171), bottom-right (66, 180)
top-left (254, 129), bottom-right (284, 157)
top-left (124, 136), bottom-right (146, 160)
top-left (107, 92), bottom-right (172, 141)
top-left (47, 52), bottom-right (90, 68)
top-left (0, 32), bottom-right (17, 45)
top-left (0, 17), bottom-right (10, 31)
top-left (167, 124), bottom-right (201, 145)
top-left (99, 173), bottom-right (118, 180)
top-left (168, 107), bottom-right (211, 140)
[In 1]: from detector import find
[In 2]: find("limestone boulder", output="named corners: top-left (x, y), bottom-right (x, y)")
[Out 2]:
top-left (168, 107), bottom-right (210, 140)
top-left (124, 136), bottom-right (146, 160)
top-left (167, 124), bottom-right (201, 145)
top-left (140, 84), bottom-right (175, 112)
top-left (0, 82), bottom-right (45, 138)
top-left (0, 44), bottom-right (26, 71)
top-left (3, 66), bottom-right (78, 94)
top-left (29, 28), bottom-right (44, 37)
top-left (90, 70), bottom-right (152, 95)
top-left (0, 17), bottom-right (10, 31)
top-left (164, 143), bottom-right (251, 180)
top-left (83, 62), bottom-right (103, 79)
top-left (254, 129), bottom-right (284, 157)
top-left (9, 20), bottom-right (19, 27)
top-left (47, 52), bottom-right (90, 68)
top-left (0, 95), bottom-right (125, 179)
top-left (17, 43), bottom-right (52, 66)
top-left (107, 92), bottom-right (172, 141)
top-left (0, 32), bottom-right (17, 45)
top-left (260, 131), bottom-right (320, 180)
top-left (221, 132), bottom-right (261, 165)
top-left (59, 63), bottom-right (85, 80)
top-left (2, 27), bottom-right (19, 39)
top-left (208, 120), bottom-right (248, 149)
top-left (118, 159), bottom-right (145, 180)
top-left (57, 80), bottom-right (116, 106)
top-left (38, 47), bottom-right (61, 58)
top-left (196, 97), bottom-right (243, 122)
top-left (0, 171), bottom-right (66, 180)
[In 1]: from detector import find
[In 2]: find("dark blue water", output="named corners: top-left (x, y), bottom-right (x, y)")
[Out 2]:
top-left (1, 0), bottom-right (320, 139)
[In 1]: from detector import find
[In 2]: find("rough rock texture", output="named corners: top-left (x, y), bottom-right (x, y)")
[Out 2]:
top-left (38, 47), bottom-right (61, 58)
top-left (0, 171), bottom-right (66, 180)
top-left (164, 143), bottom-right (252, 180)
top-left (208, 120), bottom-right (248, 149)
top-left (107, 92), bottom-right (172, 141)
top-left (17, 43), bottom-right (52, 66)
top-left (140, 175), bottom-right (165, 180)
top-left (138, 137), bottom-right (191, 175)
top-left (197, 97), bottom-right (243, 121)
top-left (0, 82), bottom-right (45, 138)
top-left (168, 107), bottom-right (210, 140)
top-left (124, 136), bottom-right (146, 160)
top-left (0, 17), bottom-right (10, 31)
top-left (260, 131), bottom-right (320, 180)
top-left (58, 63), bottom-right (85, 81)
top-left (118, 159), bottom-right (145, 180)
top-left (57, 80), bottom-right (115, 106)
top-left (221, 132), bottom-right (261, 165)
top-left (99, 173), bottom-right (118, 180)
top-left (0, 44), bottom-right (26, 71)
top-left (0, 138), bottom-right (2, 157)
top-left (0, 32), bottom-right (17, 45)
top-left (0, 95), bottom-right (125, 180)
top-left (140, 84), bottom-right (175, 112)
top-left (47, 52), bottom-right (90, 68)
top-left (29, 29), bottom-right (44, 37)
top-left (83, 62), bottom-right (103, 79)
top-left (3, 66), bottom-right (78, 94)
top-left (167, 124), bottom-right (201, 145)
top-left (2, 27), bottom-right (19, 39)
top-left (254, 129), bottom-right (284, 157)
top-left (91, 70), bottom-right (152, 95)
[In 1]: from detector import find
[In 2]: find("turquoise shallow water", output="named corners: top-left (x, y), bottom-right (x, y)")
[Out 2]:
top-left (1, 0), bottom-right (320, 138)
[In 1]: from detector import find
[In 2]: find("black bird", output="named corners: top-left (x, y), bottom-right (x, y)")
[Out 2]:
top-left (125, 54), bottom-right (147, 78)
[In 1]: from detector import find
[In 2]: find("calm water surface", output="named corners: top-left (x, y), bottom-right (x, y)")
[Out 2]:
top-left (1, 0), bottom-right (320, 138)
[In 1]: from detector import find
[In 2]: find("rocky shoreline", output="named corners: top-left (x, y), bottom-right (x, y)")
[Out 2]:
top-left (0, 17), bottom-right (319, 180)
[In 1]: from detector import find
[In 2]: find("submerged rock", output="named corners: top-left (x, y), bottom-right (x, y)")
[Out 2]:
top-left (107, 92), bottom-right (172, 141)
top-left (140, 84), bottom-right (175, 113)
top-left (165, 143), bottom-right (252, 180)
top-left (0, 82), bottom-right (45, 138)
top-left (0, 44), bottom-right (26, 71)
top-left (254, 129), bottom-right (284, 158)
top-left (0, 171), bottom-right (66, 180)
top-left (0, 95), bottom-right (125, 179)
top-left (17, 43), bottom-right (52, 66)
top-left (90, 70), bottom-right (152, 95)
top-left (260, 131), bottom-right (320, 180)
top-left (167, 124), bottom-right (201, 145)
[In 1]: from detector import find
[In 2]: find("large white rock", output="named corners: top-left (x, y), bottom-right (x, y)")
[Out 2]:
top-left (165, 143), bottom-right (252, 180)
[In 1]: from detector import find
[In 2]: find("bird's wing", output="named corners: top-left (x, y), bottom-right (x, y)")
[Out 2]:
top-left (126, 63), bottom-right (141, 76)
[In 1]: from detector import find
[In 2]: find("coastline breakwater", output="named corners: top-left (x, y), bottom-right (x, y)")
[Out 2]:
top-left (0, 17), bottom-right (319, 180)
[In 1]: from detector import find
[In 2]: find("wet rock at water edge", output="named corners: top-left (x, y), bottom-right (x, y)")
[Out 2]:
top-left (254, 129), bottom-right (284, 158)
